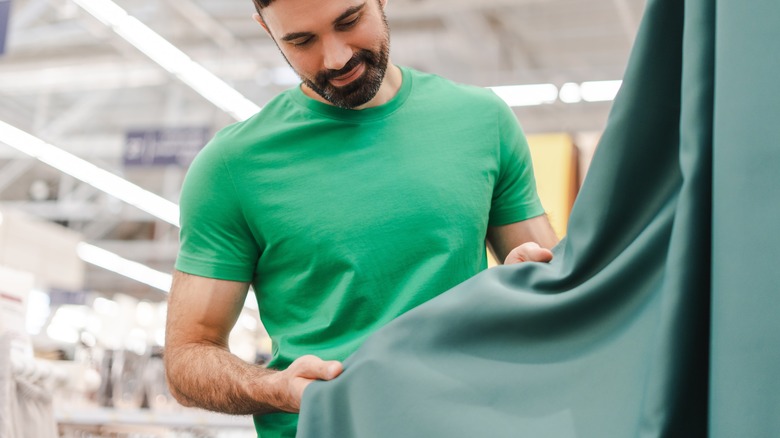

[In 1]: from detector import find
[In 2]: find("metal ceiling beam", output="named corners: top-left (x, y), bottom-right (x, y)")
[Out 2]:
top-left (164, 0), bottom-right (245, 51)
top-left (0, 200), bottom-right (165, 222)
top-left (0, 159), bottom-right (36, 194)
top-left (90, 239), bottom-right (179, 260)
top-left (80, 215), bottom-right (122, 239)
top-left (9, 0), bottom-right (50, 31)
top-left (39, 91), bottom-right (116, 137)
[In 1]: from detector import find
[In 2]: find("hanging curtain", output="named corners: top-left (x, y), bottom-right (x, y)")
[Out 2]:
top-left (297, 0), bottom-right (779, 436)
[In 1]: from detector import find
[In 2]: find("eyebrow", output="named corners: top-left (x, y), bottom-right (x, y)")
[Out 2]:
top-left (280, 3), bottom-right (366, 42)
top-left (332, 3), bottom-right (366, 25)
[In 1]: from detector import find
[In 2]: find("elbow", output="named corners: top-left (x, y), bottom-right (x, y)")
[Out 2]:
top-left (165, 369), bottom-right (196, 408)
top-left (163, 350), bottom-right (195, 408)
top-left (168, 384), bottom-right (196, 407)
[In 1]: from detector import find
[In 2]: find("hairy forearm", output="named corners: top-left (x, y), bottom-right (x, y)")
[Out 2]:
top-left (165, 342), bottom-right (282, 415)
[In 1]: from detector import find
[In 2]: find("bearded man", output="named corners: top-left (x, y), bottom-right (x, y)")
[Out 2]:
top-left (164, 1), bottom-right (558, 436)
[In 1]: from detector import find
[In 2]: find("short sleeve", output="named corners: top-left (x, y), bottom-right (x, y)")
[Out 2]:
top-left (488, 100), bottom-right (546, 226)
top-left (175, 141), bottom-right (260, 282)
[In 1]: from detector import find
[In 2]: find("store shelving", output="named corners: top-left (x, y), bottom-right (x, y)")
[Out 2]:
top-left (55, 406), bottom-right (254, 429)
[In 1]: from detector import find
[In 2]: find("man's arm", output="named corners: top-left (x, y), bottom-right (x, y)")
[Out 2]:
top-left (164, 270), bottom-right (342, 415)
top-left (487, 214), bottom-right (560, 265)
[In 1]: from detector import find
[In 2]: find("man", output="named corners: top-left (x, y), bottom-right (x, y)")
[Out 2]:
top-left (164, 0), bottom-right (559, 436)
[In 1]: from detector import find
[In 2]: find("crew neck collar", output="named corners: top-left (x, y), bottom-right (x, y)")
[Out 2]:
top-left (290, 66), bottom-right (412, 122)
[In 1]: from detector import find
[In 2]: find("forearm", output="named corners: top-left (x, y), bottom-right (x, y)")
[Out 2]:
top-left (488, 215), bottom-right (559, 262)
top-left (165, 342), bottom-right (283, 415)
top-left (533, 216), bottom-right (559, 249)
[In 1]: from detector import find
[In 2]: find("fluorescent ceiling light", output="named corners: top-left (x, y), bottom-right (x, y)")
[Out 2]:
top-left (0, 119), bottom-right (179, 226)
top-left (75, 240), bottom-right (262, 308)
top-left (0, 121), bottom-right (257, 305)
top-left (559, 82), bottom-right (582, 104)
top-left (489, 84), bottom-right (559, 107)
top-left (490, 81), bottom-right (622, 107)
top-left (77, 242), bottom-right (172, 292)
top-left (580, 80), bottom-right (623, 102)
top-left (72, 0), bottom-right (260, 121)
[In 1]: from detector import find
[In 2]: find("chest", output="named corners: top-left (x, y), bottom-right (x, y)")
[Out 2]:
top-left (234, 121), bottom-right (500, 260)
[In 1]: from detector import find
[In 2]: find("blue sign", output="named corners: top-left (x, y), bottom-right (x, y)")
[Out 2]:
top-left (48, 289), bottom-right (88, 306)
top-left (124, 127), bottom-right (211, 167)
top-left (0, 0), bottom-right (11, 56)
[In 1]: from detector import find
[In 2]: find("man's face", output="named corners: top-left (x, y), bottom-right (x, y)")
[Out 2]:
top-left (257, 0), bottom-right (390, 109)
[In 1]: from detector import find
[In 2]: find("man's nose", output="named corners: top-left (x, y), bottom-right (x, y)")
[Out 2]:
top-left (322, 35), bottom-right (353, 72)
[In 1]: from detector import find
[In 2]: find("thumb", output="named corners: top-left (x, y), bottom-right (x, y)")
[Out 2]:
top-left (504, 242), bottom-right (554, 264)
top-left (320, 361), bottom-right (343, 380)
top-left (293, 355), bottom-right (343, 381)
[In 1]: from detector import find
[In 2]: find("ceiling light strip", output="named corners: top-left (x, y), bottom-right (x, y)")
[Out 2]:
top-left (77, 242), bottom-right (172, 292)
top-left (579, 80), bottom-right (623, 102)
top-left (72, 0), bottom-right (261, 121)
top-left (489, 84), bottom-right (559, 107)
top-left (0, 119), bottom-right (180, 226)
top-left (490, 81), bottom-right (623, 107)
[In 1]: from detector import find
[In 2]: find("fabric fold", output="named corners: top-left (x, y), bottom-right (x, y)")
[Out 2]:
top-left (296, 0), bottom-right (779, 436)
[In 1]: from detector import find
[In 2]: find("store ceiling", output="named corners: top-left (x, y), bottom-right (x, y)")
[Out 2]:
top-left (0, 0), bottom-right (646, 300)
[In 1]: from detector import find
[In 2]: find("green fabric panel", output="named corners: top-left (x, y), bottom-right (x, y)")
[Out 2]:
top-left (709, 0), bottom-right (780, 435)
top-left (296, 0), bottom-right (720, 436)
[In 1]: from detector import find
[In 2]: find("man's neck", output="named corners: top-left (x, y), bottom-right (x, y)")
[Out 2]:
top-left (302, 62), bottom-right (403, 110)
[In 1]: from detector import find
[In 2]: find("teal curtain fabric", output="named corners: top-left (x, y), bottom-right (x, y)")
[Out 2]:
top-left (297, 0), bottom-right (778, 436)
top-left (710, 1), bottom-right (780, 436)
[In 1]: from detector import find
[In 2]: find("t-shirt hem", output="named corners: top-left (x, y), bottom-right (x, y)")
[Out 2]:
top-left (488, 202), bottom-right (546, 227)
top-left (174, 255), bottom-right (254, 283)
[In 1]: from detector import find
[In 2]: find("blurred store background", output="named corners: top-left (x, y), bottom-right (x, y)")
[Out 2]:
top-left (0, 0), bottom-right (645, 436)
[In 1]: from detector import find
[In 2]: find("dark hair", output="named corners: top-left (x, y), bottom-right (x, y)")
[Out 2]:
top-left (252, 0), bottom-right (274, 15)
top-left (253, 0), bottom-right (382, 17)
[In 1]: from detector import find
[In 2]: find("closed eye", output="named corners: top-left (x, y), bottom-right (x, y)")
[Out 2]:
top-left (291, 36), bottom-right (315, 47)
top-left (336, 15), bottom-right (361, 31)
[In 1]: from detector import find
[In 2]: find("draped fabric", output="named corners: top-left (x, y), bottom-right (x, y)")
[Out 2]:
top-left (709, 0), bottom-right (780, 435)
top-left (297, 0), bottom-right (779, 436)
top-left (0, 336), bottom-right (58, 438)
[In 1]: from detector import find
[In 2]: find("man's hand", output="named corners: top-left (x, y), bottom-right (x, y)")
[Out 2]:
top-left (272, 355), bottom-right (343, 413)
top-left (487, 216), bottom-right (559, 264)
top-left (504, 241), bottom-right (554, 265)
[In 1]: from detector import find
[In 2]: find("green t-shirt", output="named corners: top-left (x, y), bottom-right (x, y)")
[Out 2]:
top-left (175, 66), bottom-right (544, 437)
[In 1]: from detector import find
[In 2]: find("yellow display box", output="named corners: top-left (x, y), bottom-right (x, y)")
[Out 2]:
top-left (526, 133), bottom-right (579, 239)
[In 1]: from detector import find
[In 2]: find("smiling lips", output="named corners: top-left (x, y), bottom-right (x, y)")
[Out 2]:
top-left (330, 63), bottom-right (366, 87)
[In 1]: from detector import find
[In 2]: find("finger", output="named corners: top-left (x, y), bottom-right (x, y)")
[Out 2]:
top-left (322, 361), bottom-right (343, 380)
top-left (504, 243), bottom-right (553, 264)
top-left (528, 247), bottom-right (554, 263)
top-left (286, 361), bottom-right (342, 412)
top-left (291, 356), bottom-right (343, 380)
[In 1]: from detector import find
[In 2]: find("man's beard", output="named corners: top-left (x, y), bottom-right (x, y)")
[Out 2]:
top-left (276, 9), bottom-right (391, 109)
top-left (302, 40), bottom-right (390, 109)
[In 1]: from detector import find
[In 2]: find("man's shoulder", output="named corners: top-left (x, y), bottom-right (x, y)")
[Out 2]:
top-left (405, 67), bottom-right (506, 109)
top-left (218, 88), bottom-right (298, 135)
top-left (206, 89), bottom-right (300, 156)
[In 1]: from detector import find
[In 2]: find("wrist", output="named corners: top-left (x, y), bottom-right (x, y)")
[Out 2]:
top-left (243, 366), bottom-right (290, 414)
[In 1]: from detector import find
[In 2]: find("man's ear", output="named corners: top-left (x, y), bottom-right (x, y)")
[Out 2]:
top-left (253, 13), bottom-right (271, 36)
